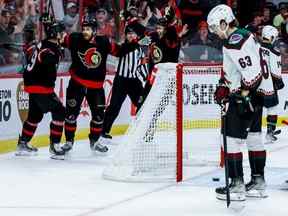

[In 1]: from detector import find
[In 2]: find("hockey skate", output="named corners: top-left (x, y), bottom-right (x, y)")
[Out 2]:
top-left (216, 177), bottom-right (246, 201)
top-left (15, 137), bottom-right (38, 156)
top-left (246, 175), bottom-right (268, 198)
top-left (265, 128), bottom-right (281, 144)
top-left (61, 141), bottom-right (74, 153)
top-left (99, 133), bottom-right (117, 145)
top-left (265, 132), bottom-right (277, 143)
top-left (90, 138), bottom-right (108, 153)
top-left (50, 143), bottom-right (66, 160)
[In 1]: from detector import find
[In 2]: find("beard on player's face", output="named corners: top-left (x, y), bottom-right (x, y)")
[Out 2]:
top-left (82, 26), bottom-right (94, 40)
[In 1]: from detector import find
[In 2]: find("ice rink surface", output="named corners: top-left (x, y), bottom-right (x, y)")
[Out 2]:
top-left (1, 128), bottom-right (288, 216)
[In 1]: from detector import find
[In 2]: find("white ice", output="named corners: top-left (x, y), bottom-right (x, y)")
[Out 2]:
top-left (0, 128), bottom-right (288, 216)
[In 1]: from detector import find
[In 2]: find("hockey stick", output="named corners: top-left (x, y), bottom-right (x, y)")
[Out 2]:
top-left (221, 104), bottom-right (231, 208)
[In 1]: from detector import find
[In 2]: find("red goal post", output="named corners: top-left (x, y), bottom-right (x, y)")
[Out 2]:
top-left (103, 62), bottom-right (223, 182)
top-left (176, 62), bottom-right (223, 181)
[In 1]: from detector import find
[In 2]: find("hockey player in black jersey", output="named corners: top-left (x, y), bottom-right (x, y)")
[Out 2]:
top-left (138, 17), bottom-right (181, 109)
top-left (16, 15), bottom-right (66, 160)
top-left (61, 16), bottom-right (115, 153)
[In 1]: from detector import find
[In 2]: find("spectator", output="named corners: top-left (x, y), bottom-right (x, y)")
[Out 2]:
top-left (95, 8), bottom-right (115, 39)
top-left (273, 4), bottom-right (288, 30)
top-left (0, 8), bottom-right (10, 40)
top-left (140, 3), bottom-right (162, 31)
top-left (122, 6), bottom-right (146, 39)
top-left (10, 0), bottom-right (37, 43)
top-left (182, 20), bottom-right (222, 61)
top-left (280, 16), bottom-right (288, 43)
top-left (245, 11), bottom-right (264, 36)
top-left (0, 8), bottom-right (12, 65)
top-left (263, 6), bottom-right (273, 25)
top-left (188, 21), bottom-right (212, 47)
top-left (63, 2), bottom-right (79, 33)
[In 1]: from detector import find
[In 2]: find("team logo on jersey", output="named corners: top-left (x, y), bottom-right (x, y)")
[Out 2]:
top-left (78, 48), bottom-right (102, 69)
top-left (229, 34), bottom-right (243, 45)
top-left (152, 45), bottom-right (163, 63)
top-left (67, 99), bottom-right (77, 108)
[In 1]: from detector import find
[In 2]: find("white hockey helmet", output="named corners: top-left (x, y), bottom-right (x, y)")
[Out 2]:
top-left (207, 4), bottom-right (235, 34)
top-left (262, 25), bottom-right (279, 44)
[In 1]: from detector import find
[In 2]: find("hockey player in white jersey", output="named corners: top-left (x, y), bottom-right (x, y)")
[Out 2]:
top-left (260, 25), bottom-right (284, 143)
top-left (208, 4), bottom-right (271, 201)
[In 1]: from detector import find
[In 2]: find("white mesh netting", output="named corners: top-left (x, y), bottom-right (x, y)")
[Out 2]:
top-left (103, 63), bottom-right (223, 182)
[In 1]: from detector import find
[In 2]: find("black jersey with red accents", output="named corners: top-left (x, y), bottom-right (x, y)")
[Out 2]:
top-left (148, 26), bottom-right (180, 67)
top-left (23, 39), bottom-right (62, 94)
top-left (64, 32), bottom-right (112, 89)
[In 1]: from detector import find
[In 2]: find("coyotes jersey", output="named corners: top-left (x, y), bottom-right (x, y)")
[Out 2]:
top-left (23, 39), bottom-right (62, 94)
top-left (260, 42), bottom-right (284, 91)
top-left (64, 33), bottom-right (112, 89)
top-left (223, 29), bottom-right (262, 94)
top-left (257, 42), bottom-right (282, 107)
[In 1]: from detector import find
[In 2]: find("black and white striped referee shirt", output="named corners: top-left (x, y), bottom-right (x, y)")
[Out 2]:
top-left (116, 45), bottom-right (149, 84)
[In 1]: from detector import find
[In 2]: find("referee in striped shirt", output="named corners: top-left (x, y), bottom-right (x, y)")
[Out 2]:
top-left (101, 25), bottom-right (149, 139)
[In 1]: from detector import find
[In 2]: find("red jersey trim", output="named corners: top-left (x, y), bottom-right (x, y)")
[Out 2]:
top-left (69, 69), bottom-right (104, 89)
top-left (24, 85), bottom-right (54, 94)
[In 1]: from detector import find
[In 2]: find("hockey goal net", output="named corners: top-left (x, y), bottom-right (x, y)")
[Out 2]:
top-left (103, 63), bottom-right (223, 182)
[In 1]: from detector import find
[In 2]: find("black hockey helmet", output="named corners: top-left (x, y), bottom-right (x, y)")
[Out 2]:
top-left (82, 15), bottom-right (98, 31)
top-left (44, 21), bottom-right (65, 39)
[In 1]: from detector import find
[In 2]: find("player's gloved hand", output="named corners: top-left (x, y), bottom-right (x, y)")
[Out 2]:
top-left (272, 77), bottom-right (285, 90)
top-left (214, 78), bottom-right (230, 105)
top-left (231, 90), bottom-right (254, 118)
top-left (138, 36), bottom-right (152, 46)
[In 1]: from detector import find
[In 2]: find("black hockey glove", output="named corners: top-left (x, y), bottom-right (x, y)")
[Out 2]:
top-left (230, 92), bottom-right (254, 118)
top-left (272, 77), bottom-right (285, 90)
top-left (214, 78), bottom-right (230, 105)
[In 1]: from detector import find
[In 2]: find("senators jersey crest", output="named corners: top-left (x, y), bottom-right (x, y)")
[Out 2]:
top-left (78, 47), bottom-right (102, 69)
top-left (152, 45), bottom-right (163, 64)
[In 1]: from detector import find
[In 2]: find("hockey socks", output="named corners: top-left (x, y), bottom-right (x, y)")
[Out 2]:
top-left (227, 152), bottom-right (243, 179)
top-left (248, 151), bottom-right (266, 176)
top-left (21, 120), bottom-right (38, 143)
top-left (89, 120), bottom-right (102, 141)
top-left (267, 115), bottom-right (277, 131)
top-left (64, 119), bottom-right (77, 142)
top-left (50, 120), bottom-right (64, 144)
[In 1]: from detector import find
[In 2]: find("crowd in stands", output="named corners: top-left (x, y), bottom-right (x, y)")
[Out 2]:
top-left (0, 0), bottom-right (288, 70)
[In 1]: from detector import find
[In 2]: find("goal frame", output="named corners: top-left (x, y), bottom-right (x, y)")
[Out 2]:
top-left (176, 62), bottom-right (223, 182)
top-left (103, 62), bottom-right (223, 183)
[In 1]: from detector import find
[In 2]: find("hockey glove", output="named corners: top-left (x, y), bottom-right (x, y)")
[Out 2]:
top-left (231, 92), bottom-right (254, 118)
top-left (214, 78), bottom-right (230, 105)
top-left (272, 77), bottom-right (285, 90)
